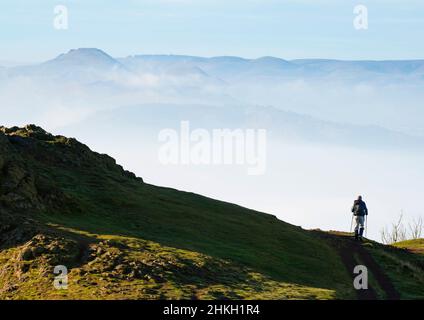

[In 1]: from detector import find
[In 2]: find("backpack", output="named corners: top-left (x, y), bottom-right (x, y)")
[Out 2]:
top-left (353, 201), bottom-right (366, 216)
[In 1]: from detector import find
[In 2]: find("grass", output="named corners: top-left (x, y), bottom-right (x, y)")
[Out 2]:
top-left (364, 241), bottom-right (424, 299)
top-left (36, 174), bottom-right (354, 299)
top-left (0, 229), bottom-right (337, 300)
top-left (0, 127), bottom-right (354, 299)
top-left (1, 126), bottom-right (421, 300)
top-left (393, 239), bottom-right (424, 254)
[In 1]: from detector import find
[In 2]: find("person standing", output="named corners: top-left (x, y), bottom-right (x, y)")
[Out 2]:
top-left (352, 195), bottom-right (368, 240)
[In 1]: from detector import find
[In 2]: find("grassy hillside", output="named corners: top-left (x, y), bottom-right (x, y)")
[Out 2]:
top-left (364, 239), bottom-right (424, 299)
top-left (393, 239), bottom-right (424, 255)
top-left (0, 125), bottom-right (422, 299)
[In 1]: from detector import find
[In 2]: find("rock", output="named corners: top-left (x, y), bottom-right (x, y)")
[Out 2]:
top-left (31, 246), bottom-right (45, 257)
top-left (115, 264), bottom-right (131, 275)
top-left (20, 263), bottom-right (30, 273)
top-left (19, 248), bottom-right (34, 261)
top-left (2, 284), bottom-right (19, 293)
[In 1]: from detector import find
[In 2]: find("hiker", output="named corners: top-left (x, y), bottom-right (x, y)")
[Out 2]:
top-left (351, 195), bottom-right (368, 240)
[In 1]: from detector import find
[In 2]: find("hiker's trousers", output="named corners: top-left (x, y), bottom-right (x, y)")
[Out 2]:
top-left (354, 215), bottom-right (365, 231)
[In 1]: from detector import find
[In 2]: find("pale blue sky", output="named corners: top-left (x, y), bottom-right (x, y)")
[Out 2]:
top-left (1, 0), bottom-right (423, 62)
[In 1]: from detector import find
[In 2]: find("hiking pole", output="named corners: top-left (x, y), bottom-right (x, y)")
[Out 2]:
top-left (365, 215), bottom-right (368, 238)
top-left (350, 214), bottom-right (354, 234)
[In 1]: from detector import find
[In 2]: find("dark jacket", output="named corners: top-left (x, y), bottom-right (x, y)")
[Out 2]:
top-left (352, 200), bottom-right (368, 216)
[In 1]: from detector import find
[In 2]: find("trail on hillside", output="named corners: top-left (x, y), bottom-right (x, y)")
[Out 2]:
top-left (319, 233), bottom-right (400, 300)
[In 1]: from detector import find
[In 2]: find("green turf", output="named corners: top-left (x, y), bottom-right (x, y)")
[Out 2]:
top-left (365, 240), bottom-right (424, 299)
top-left (1, 125), bottom-right (421, 300)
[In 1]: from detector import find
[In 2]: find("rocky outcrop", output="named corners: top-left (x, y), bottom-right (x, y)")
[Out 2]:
top-left (1, 124), bottom-right (142, 181)
top-left (0, 125), bottom-right (142, 214)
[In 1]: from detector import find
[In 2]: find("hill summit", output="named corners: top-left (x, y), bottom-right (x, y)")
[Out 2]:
top-left (0, 124), bottom-right (139, 213)
top-left (47, 48), bottom-right (121, 68)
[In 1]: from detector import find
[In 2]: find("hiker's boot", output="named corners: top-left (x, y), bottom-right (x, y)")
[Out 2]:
top-left (359, 228), bottom-right (364, 241)
top-left (354, 230), bottom-right (359, 241)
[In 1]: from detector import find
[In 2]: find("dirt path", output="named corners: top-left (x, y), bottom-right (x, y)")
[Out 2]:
top-left (318, 232), bottom-right (400, 300)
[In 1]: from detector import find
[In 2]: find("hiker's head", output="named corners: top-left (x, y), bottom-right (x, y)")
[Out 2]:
top-left (357, 195), bottom-right (363, 201)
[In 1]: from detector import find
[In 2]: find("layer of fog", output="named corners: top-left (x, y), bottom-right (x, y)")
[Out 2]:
top-left (1, 50), bottom-right (423, 241)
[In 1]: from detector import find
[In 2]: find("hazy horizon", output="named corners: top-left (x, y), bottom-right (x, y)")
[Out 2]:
top-left (4, 48), bottom-right (424, 67)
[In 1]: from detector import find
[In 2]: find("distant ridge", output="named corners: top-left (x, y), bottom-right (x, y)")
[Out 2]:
top-left (46, 48), bottom-right (120, 66)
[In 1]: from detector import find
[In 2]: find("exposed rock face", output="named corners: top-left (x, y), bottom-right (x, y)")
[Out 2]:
top-left (1, 125), bottom-right (141, 179)
top-left (16, 234), bottom-right (80, 265)
top-left (0, 124), bottom-right (143, 250)
top-left (0, 125), bottom-right (142, 213)
top-left (0, 163), bottom-right (39, 209)
top-left (1, 127), bottom-right (42, 211)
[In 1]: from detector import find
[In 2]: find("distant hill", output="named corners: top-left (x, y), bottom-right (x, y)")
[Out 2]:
top-left (0, 125), bottom-right (422, 299)
top-left (6, 48), bottom-right (131, 84)
top-left (6, 48), bottom-right (424, 84)
top-left (2, 48), bottom-right (424, 138)
top-left (117, 54), bottom-right (424, 83)
top-left (65, 103), bottom-right (424, 151)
